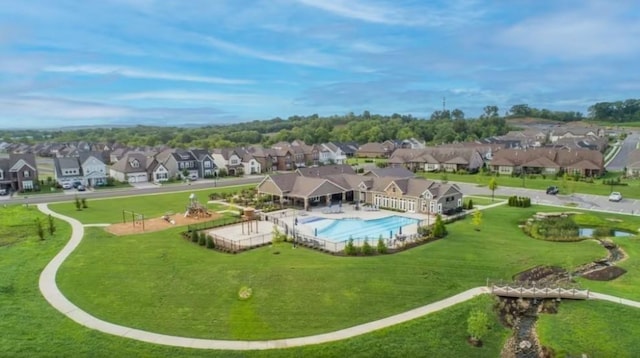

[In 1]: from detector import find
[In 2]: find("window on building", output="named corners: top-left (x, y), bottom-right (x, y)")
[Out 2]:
top-left (23, 170), bottom-right (30, 178)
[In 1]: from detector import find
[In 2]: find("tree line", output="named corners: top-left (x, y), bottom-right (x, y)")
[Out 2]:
top-left (1, 110), bottom-right (510, 148)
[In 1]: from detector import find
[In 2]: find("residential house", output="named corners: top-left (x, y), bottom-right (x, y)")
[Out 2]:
top-left (110, 153), bottom-right (154, 183)
top-left (356, 142), bottom-right (394, 158)
top-left (550, 126), bottom-right (605, 142)
top-left (109, 147), bottom-right (130, 164)
top-left (155, 149), bottom-right (198, 179)
top-left (0, 154), bottom-right (39, 192)
top-left (320, 143), bottom-right (347, 164)
top-left (389, 148), bottom-right (485, 173)
top-left (190, 149), bottom-right (218, 178)
top-left (626, 149), bottom-right (640, 177)
top-left (246, 146), bottom-right (276, 173)
top-left (54, 157), bottom-right (83, 186)
top-left (78, 152), bottom-right (108, 186)
top-left (212, 148), bottom-right (245, 176)
top-left (489, 148), bottom-right (604, 177)
top-left (335, 142), bottom-right (359, 158)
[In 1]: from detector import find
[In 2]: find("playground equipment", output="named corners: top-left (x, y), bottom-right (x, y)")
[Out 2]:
top-left (184, 193), bottom-right (212, 219)
top-left (241, 207), bottom-right (259, 235)
top-left (122, 210), bottom-right (145, 231)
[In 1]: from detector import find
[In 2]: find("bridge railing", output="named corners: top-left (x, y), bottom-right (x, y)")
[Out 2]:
top-left (490, 283), bottom-right (589, 300)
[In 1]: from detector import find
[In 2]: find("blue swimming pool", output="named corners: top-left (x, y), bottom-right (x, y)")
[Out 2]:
top-left (313, 215), bottom-right (419, 242)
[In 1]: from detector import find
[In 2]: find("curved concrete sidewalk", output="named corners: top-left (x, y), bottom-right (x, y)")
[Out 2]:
top-left (37, 203), bottom-right (640, 350)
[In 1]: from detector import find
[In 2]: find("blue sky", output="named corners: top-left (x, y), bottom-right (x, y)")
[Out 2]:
top-left (1, 0), bottom-right (639, 128)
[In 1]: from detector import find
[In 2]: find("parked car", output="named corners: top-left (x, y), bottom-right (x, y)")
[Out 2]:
top-left (62, 182), bottom-right (73, 190)
top-left (546, 186), bottom-right (559, 195)
top-left (73, 181), bottom-right (83, 188)
top-left (609, 192), bottom-right (622, 202)
top-left (0, 189), bottom-right (8, 196)
top-left (77, 185), bottom-right (86, 192)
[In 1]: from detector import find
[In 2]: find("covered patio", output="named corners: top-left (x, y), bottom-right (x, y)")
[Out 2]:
top-left (257, 173), bottom-right (354, 211)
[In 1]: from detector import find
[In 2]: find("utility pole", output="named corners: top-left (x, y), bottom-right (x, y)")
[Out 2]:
top-left (442, 97), bottom-right (446, 112)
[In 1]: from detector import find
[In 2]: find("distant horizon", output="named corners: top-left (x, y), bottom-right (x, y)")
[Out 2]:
top-left (2, 1), bottom-right (639, 129)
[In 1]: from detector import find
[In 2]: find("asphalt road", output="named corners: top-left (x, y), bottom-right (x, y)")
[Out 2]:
top-left (3, 174), bottom-right (636, 217)
top-left (0, 176), bottom-right (263, 206)
top-left (457, 182), bottom-right (640, 216)
top-left (606, 132), bottom-right (639, 171)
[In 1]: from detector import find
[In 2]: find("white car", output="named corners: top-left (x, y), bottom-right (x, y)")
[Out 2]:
top-left (62, 182), bottom-right (73, 190)
top-left (609, 192), bottom-right (623, 202)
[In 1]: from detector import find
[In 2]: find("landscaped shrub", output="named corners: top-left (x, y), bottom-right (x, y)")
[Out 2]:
top-left (191, 230), bottom-right (199, 243)
top-left (362, 239), bottom-right (374, 255)
top-left (508, 196), bottom-right (531, 207)
top-left (47, 214), bottom-right (56, 236)
top-left (603, 177), bottom-right (628, 186)
top-left (377, 237), bottom-right (387, 254)
top-left (467, 199), bottom-right (473, 210)
top-left (525, 216), bottom-right (580, 241)
top-left (198, 232), bottom-right (206, 246)
top-left (344, 237), bottom-right (357, 256)
top-left (417, 225), bottom-right (431, 238)
top-left (205, 235), bottom-right (215, 249)
top-left (432, 214), bottom-right (447, 238)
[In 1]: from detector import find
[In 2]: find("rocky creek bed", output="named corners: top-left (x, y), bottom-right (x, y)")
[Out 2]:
top-left (497, 238), bottom-right (627, 357)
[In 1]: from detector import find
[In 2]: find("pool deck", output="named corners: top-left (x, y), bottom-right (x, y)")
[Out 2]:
top-left (205, 205), bottom-right (432, 248)
top-left (273, 205), bottom-right (431, 241)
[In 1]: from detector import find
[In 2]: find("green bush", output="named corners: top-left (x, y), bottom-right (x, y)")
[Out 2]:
top-left (508, 196), bottom-right (531, 207)
top-left (198, 232), bottom-right (206, 246)
top-left (191, 230), bottom-right (199, 243)
top-left (592, 227), bottom-right (613, 238)
top-left (432, 214), bottom-right (447, 238)
top-left (417, 225), bottom-right (431, 238)
top-left (362, 239), bottom-right (374, 255)
top-left (205, 235), bottom-right (215, 249)
top-left (377, 237), bottom-right (387, 254)
top-left (344, 237), bottom-right (357, 256)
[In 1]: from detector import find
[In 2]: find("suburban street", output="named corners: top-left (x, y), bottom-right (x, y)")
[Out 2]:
top-left (606, 131), bottom-right (639, 171)
top-left (2, 171), bottom-right (638, 218)
top-left (457, 182), bottom-right (640, 216)
top-left (0, 176), bottom-right (264, 206)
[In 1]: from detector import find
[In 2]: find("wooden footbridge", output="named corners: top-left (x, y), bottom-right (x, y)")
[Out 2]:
top-left (490, 284), bottom-right (589, 300)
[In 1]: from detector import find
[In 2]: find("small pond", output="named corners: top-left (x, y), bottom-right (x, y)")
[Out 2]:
top-left (578, 227), bottom-right (636, 238)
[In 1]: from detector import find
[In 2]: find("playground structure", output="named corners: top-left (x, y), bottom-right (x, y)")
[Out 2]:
top-left (122, 210), bottom-right (145, 231)
top-left (185, 193), bottom-right (212, 219)
top-left (241, 207), bottom-right (259, 235)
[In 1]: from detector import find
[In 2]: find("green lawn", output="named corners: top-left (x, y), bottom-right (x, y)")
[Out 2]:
top-left (463, 196), bottom-right (504, 206)
top-left (49, 184), bottom-right (253, 224)
top-left (57, 205), bottom-right (607, 340)
top-left (537, 300), bottom-right (640, 357)
top-left (1, 205), bottom-right (511, 357)
top-left (421, 172), bottom-right (640, 199)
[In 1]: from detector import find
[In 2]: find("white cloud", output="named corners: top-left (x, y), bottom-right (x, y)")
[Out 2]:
top-left (115, 90), bottom-right (290, 107)
top-left (295, 0), bottom-right (422, 25)
top-left (43, 65), bottom-right (252, 85)
top-left (202, 35), bottom-right (341, 68)
top-left (497, 4), bottom-right (640, 59)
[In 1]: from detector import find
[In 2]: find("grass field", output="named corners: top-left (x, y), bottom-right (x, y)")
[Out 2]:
top-left (57, 205), bottom-right (607, 340)
top-left (421, 172), bottom-right (640, 199)
top-left (1, 205), bottom-right (510, 357)
top-left (49, 184), bottom-right (253, 224)
top-left (463, 196), bottom-right (504, 206)
top-left (537, 300), bottom-right (640, 357)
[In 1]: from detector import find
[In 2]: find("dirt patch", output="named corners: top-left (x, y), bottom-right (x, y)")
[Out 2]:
top-left (513, 265), bottom-right (569, 285)
top-left (105, 212), bottom-right (221, 236)
top-left (582, 266), bottom-right (627, 281)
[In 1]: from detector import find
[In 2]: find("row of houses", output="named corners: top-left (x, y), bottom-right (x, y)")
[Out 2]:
top-left (257, 164), bottom-right (463, 214)
top-left (388, 147), bottom-right (605, 177)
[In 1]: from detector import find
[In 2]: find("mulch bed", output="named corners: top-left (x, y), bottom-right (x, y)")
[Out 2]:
top-left (582, 266), bottom-right (627, 281)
